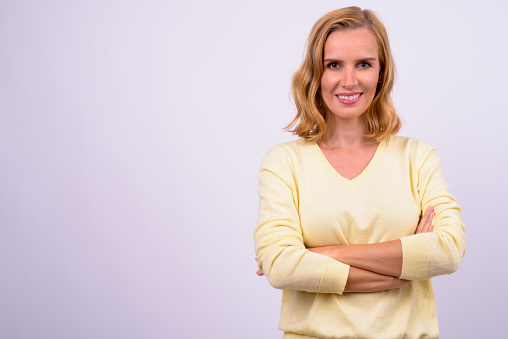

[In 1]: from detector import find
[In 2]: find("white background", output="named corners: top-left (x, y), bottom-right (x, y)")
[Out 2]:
top-left (1, 0), bottom-right (507, 338)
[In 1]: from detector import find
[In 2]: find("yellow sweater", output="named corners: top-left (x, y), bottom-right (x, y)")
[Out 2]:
top-left (254, 136), bottom-right (465, 339)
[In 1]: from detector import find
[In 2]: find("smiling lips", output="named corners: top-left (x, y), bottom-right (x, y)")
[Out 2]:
top-left (336, 92), bottom-right (362, 105)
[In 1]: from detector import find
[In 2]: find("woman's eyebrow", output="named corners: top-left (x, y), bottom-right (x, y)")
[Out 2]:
top-left (358, 57), bottom-right (377, 62)
top-left (323, 57), bottom-right (377, 63)
top-left (323, 57), bottom-right (377, 62)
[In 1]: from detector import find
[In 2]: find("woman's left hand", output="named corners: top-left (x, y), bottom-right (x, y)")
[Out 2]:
top-left (255, 257), bottom-right (264, 276)
top-left (415, 206), bottom-right (435, 234)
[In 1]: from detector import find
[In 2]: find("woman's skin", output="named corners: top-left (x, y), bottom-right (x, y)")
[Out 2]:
top-left (317, 207), bottom-right (434, 292)
top-left (256, 206), bottom-right (435, 292)
top-left (256, 28), bottom-right (436, 293)
top-left (309, 206), bottom-right (435, 278)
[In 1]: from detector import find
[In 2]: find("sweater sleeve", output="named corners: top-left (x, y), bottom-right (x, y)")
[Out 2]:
top-left (254, 145), bottom-right (350, 294)
top-left (399, 142), bottom-right (466, 281)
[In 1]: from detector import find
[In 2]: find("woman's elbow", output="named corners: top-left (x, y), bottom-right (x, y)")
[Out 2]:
top-left (445, 235), bottom-right (465, 274)
top-left (429, 245), bottom-right (464, 278)
top-left (445, 252), bottom-right (462, 275)
top-left (258, 252), bottom-right (306, 291)
top-left (260, 258), bottom-right (293, 290)
top-left (265, 272), bottom-right (287, 290)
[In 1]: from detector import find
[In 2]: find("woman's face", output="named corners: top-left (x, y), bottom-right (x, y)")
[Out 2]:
top-left (320, 28), bottom-right (381, 122)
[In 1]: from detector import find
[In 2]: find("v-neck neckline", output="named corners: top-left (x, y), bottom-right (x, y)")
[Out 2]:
top-left (310, 137), bottom-right (388, 188)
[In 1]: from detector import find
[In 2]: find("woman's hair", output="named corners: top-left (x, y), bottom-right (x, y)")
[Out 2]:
top-left (286, 6), bottom-right (400, 142)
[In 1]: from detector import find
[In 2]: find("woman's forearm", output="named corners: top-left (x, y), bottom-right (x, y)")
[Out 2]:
top-left (257, 252), bottom-right (410, 293)
top-left (309, 240), bottom-right (403, 277)
top-left (344, 266), bottom-right (410, 292)
top-left (309, 207), bottom-right (436, 277)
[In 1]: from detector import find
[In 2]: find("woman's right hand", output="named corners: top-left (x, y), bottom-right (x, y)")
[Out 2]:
top-left (415, 206), bottom-right (435, 234)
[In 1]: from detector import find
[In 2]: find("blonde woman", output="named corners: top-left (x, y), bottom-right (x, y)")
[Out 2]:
top-left (254, 6), bottom-right (465, 339)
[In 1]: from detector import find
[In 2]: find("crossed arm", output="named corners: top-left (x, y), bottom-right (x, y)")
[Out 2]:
top-left (256, 206), bottom-right (436, 293)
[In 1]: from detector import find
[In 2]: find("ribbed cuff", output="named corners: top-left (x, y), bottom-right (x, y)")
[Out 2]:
top-left (317, 258), bottom-right (350, 294)
top-left (399, 233), bottom-right (430, 281)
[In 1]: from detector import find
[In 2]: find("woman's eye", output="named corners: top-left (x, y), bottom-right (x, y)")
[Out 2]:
top-left (358, 62), bottom-right (372, 68)
top-left (326, 62), bottom-right (340, 69)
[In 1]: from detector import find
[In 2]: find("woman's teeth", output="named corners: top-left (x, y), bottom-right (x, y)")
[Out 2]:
top-left (338, 94), bottom-right (361, 100)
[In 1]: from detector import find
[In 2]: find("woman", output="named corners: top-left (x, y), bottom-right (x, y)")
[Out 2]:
top-left (254, 6), bottom-right (465, 339)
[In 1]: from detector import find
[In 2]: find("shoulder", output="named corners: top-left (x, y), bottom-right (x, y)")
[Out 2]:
top-left (387, 135), bottom-right (441, 170)
top-left (267, 138), bottom-right (311, 153)
top-left (258, 139), bottom-right (311, 187)
top-left (261, 138), bottom-right (311, 164)
top-left (388, 135), bottom-right (437, 157)
top-left (387, 135), bottom-right (434, 151)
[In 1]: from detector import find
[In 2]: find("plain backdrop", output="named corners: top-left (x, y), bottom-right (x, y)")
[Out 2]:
top-left (1, 0), bottom-right (507, 338)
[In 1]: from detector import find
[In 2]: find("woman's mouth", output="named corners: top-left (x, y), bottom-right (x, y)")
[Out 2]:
top-left (336, 93), bottom-right (362, 104)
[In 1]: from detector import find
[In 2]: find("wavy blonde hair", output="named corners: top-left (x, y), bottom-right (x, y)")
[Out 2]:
top-left (286, 6), bottom-right (400, 142)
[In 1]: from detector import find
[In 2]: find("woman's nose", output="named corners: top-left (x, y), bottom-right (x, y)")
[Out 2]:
top-left (341, 67), bottom-right (358, 88)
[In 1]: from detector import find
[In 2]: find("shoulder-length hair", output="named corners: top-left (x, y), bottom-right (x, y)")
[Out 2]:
top-left (286, 6), bottom-right (401, 142)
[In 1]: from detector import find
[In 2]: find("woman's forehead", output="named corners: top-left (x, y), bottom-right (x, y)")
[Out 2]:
top-left (323, 29), bottom-right (379, 60)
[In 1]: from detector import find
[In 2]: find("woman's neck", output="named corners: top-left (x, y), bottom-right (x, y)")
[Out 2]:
top-left (321, 116), bottom-right (375, 149)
